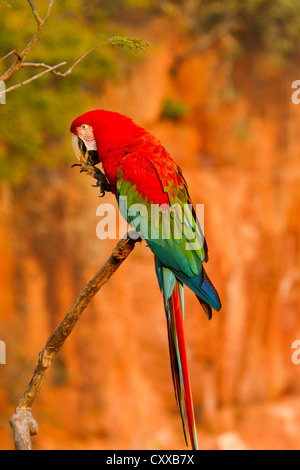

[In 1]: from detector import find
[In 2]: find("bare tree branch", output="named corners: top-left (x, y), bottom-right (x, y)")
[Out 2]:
top-left (0, 1), bottom-right (98, 93)
top-left (55, 46), bottom-right (101, 77)
top-left (0, 49), bottom-right (22, 62)
top-left (27, 0), bottom-right (43, 25)
top-left (0, 62), bottom-right (67, 97)
top-left (9, 412), bottom-right (38, 451)
top-left (1, 0), bottom-right (54, 82)
top-left (0, 0), bottom-right (148, 96)
top-left (10, 231), bottom-right (140, 450)
top-left (0, 46), bottom-right (99, 98)
top-left (20, 46), bottom-right (97, 77)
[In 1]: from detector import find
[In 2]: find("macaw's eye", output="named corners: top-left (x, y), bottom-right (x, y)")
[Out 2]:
top-left (81, 124), bottom-right (87, 130)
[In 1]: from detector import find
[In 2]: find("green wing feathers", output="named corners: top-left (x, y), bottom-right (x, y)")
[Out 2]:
top-left (116, 151), bottom-right (207, 278)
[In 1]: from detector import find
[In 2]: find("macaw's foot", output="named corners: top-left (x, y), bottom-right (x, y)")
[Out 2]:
top-left (72, 163), bottom-right (112, 197)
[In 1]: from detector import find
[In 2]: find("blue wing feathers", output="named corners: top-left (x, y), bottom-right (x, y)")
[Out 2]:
top-left (175, 266), bottom-right (221, 314)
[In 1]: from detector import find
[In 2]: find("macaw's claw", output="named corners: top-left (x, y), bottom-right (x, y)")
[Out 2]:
top-left (72, 162), bottom-right (111, 197)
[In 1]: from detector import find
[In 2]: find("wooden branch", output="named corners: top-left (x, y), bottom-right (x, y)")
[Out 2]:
top-left (0, 0), bottom-right (146, 95)
top-left (27, 0), bottom-right (43, 25)
top-left (9, 412), bottom-right (38, 451)
top-left (0, 62), bottom-right (67, 97)
top-left (51, 47), bottom-right (97, 77)
top-left (0, 49), bottom-right (21, 62)
top-left (10, 232), bottom-right (140, 450)
top-left (0, 0), bottom-right (54, 82)
top-left (0, 1), bottom-right (98, 94)
top-left (20, 46), bottom-right (97, 77)
top-left (0, 47), bottom-right (98, 98)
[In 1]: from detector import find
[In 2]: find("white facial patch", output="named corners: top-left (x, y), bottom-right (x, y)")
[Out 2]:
top-left (85, 139), bottom-right (98, 151)
top-left (71, 133), bottom-right (98, 162)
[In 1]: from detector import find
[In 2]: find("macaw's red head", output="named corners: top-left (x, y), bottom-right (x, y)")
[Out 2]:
top-left (70, 109), bottom-right (140, 165)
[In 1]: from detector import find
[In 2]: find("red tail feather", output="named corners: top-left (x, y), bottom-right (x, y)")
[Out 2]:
top-left (168, 282), bottom-right (198, 450)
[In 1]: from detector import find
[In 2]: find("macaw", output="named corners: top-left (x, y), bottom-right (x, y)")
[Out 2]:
top-left (70, 110), bottom-right (221, 450)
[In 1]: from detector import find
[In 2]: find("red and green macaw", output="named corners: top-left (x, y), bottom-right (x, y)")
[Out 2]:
top-left (70, 110), bottom-right (221, 450)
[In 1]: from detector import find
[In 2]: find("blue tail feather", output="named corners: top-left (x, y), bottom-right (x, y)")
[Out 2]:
top-left (174, 266), bottom-right (221, 314)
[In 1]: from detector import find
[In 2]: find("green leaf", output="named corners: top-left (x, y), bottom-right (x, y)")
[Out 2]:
top-left (161, 97), bottom-right (189, 121)
top-left (0, 0), bottom-right (13, 7)
top-left (108, 36), bottom-right (149, 53)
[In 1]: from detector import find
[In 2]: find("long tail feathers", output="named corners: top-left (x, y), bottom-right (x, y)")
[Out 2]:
top-left (155, 252), bottom-right (221, 449)
top-left (155, 257), bottom-right (199, 449)
top-left (166, 281), bottom-right (198, 450)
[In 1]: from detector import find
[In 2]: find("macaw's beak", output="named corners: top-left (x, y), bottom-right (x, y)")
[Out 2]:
top-left (71, 134), bottom-right (99, 165)
top-left (72, 133), bottom-right (86, 162)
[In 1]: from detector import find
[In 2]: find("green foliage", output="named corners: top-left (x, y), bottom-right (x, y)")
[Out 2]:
top-left (0, 1), bottom-right (148, 183)
top-left (1, 0), bottom-right (299, 183)
top-left (234, 118), bottom-right (251, 141)
top-left (161, 97), bottom-right (189, 121)
top-left (0, 0), bottom-right (13, 7)
top-left (100, 0), bottom-right (300, 65)
top-left (108, 36), bottom-right (149, 53)
top-left (160, 0), bottom-right (300, 62)
top-left (103, 0), bottom-right (300, 63)
top-left (124, 0), bottom-right (151, 8)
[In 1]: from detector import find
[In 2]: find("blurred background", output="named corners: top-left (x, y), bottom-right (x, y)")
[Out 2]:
top-left (0, 0), bottom-right (300, 450)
